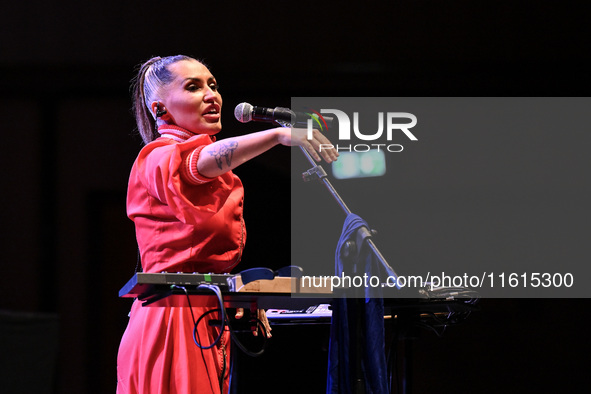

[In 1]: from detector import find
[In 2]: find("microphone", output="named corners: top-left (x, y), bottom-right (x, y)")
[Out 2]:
top-left (234, 102), bottom-right (333, 130)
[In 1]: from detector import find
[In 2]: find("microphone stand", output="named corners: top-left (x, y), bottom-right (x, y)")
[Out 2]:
top-left (298, 146), bottom-right (400, 281)
top-left (297, 146), bottom-right (400, 394)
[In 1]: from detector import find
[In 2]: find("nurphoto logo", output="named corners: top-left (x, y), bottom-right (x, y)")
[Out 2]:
top-left (306, 109), bottom-right (418, 153)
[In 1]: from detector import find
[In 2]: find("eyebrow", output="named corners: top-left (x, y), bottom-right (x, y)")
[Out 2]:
top-left (182, 76), bottom-right (216, 84)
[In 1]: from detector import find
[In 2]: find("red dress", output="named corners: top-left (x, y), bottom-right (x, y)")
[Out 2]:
top-left (117, 125), bottom-right (245, 394)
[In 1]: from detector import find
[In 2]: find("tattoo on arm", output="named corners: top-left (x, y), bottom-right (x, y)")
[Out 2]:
top-left (208, 141), bottom-right (239, 170)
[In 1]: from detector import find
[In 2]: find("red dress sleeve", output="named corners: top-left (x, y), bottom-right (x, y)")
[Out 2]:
top-left (127, 135), bottom-right (245, 274)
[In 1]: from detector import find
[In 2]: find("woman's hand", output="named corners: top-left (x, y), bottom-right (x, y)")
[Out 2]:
top-left (275, 127), bottom-right (339, 163)
top-left (235, 308), bottom-right (272, 338)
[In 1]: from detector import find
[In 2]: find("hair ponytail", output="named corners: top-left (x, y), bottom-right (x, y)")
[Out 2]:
top-left (131, 55), bottom-right (193, 144)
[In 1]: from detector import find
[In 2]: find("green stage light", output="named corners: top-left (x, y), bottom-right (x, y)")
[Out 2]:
top-left (331, 150), bottom-right (386, 179)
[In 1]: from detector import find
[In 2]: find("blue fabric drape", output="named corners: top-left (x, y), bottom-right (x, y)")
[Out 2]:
top-left (327, 213), bottom-right (389, 394)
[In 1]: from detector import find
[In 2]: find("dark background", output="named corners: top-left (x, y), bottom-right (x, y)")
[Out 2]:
top-left (1, 1), bottom-right (589, 393)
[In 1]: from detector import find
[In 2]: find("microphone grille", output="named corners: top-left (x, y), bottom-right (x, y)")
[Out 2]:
top-left (234, 102), bottom-right (253, 123)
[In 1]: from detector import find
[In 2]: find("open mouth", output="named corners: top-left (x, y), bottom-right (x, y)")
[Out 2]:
top-left (203, 105), bottom-right (221, 116)
top-left (202, 106), bottom-right (221, 123)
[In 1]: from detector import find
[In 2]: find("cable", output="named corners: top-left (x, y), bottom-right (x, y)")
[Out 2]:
top-left (175, 284), bottom-right (269, 353)
top-left (226, 315), bottom-right (268, 358)
top-left (172, 285), bottom-right (225, 349)
top-left (174, 285), bottom-right (227, 392)
top-left (174, 283), bottom-right (269, 392)
top-left (194, 284), bottom-right (226, 349)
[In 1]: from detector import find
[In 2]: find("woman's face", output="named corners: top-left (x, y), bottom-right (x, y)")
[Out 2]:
top-left (158, 59), bottom-right (223, 135)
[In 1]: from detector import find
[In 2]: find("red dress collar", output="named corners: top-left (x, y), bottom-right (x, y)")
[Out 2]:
top-left (157, 124), bottom-right (216, 143)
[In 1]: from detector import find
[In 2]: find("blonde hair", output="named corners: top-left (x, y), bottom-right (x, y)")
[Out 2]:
top-left (131, 55), bottom-right (193, 144)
